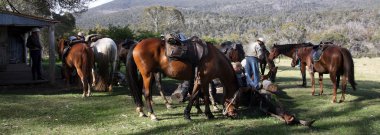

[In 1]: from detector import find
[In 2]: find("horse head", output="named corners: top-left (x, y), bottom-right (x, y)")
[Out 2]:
top-left (57, 38), bottom-right (69, 57)
top-left (220, 41), bottom-right (245, 62)
top-left (268, 43), bottom-right (281, 61)
top-left (223, 90), bottom-right (239, 118)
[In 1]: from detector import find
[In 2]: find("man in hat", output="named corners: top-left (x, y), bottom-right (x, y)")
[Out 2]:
top-left (26, 28), bottom-right (43, 80)
top-left (77, 32), bottom-right (85, 41)
top-left (244, 38), bottom-right (264, 90)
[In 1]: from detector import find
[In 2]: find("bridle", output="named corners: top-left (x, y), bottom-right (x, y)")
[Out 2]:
top-left (222, 88), bottom-right (240, 116)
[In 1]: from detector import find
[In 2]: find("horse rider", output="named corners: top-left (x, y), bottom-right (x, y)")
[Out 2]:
top-left (245, 38), bottom-right (264, 90)
top-left (77, 32), bottom-right (85, 41)
top-left (26, 28), bottom-right (44, 80)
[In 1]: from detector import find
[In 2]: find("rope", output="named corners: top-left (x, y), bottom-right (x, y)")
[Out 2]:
top-left (222, 88), bottom-right (240, 116)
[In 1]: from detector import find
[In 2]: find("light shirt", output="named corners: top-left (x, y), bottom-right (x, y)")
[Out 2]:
top-left (245, 41), bottom-right (262, 58)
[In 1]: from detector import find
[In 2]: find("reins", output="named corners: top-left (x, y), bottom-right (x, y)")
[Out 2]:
top-left (223, 88), bottom-right (240, 116)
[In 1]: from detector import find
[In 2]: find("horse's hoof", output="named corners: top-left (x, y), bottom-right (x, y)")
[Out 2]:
top-left (212, 106), bottom-right (220, 112)
top-left (339, 100), bottom-right (344, 103)
top-left (299, 120), bottom-right (316, 127)
top-left (206, 113), bottom-right (215, 119)
top-left (138, 112), bottom-right (147, 117)
top-left (166, 104), bottom-right (173, 109)
top-left (150, 114), bottom-right (158, 121)
top-left (184, 115), bottom-right (192, 121)
top-left (197, 110), bottom-right (203, 114)
top-left (331, 100), bottom-right (337, 103)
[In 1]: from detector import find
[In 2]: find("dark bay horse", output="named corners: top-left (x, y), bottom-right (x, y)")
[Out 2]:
top-left (269, 43), bottom-right (357, 103)
top-left (219, 41), bottom-right (245, 62)
top-left (127, 36), bottom-right (240, 121)
top-left (57, 38), bottom-right (94, 97)
top-left (269, 43), bottom-right (314, 86)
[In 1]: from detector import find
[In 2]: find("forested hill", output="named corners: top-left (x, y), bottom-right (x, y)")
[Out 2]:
top-left (76, 0), bottom-right (380, 57)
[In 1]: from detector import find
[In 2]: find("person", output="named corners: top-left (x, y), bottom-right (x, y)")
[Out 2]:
top-left (77, 32), bottom-right (85, 41)
top-left (244, 38), bottom-right (264, 90)
top-left (26, 28), bottom-right (43, 80)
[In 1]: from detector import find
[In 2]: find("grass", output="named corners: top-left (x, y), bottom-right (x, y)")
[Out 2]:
top-left (1, 57), bottom-right (380, 135)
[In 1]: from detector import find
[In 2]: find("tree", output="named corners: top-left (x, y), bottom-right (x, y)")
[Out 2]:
top-left (142, 6), bottom-right (185, 33)
top-left (0, 0), bottom-right (94, 17)
top-left (53, 12), bottom-right (76, 38)
top-left (105, 25), bottom-right (134, 43)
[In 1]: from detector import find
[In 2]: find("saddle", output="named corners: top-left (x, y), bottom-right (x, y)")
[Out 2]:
top-left (164, 35), bottom-right (208, 66)
top-left (312, 42), bottom-right (330, 61)
top-left (62, 40), bottom-right (87, 63)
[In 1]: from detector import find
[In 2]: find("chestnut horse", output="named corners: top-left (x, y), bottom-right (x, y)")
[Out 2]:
top-left (57, 38), bottom-right (94, 97)
top-left (127, 36), bottom-right (240, 121)
top-left (268, 43), bottom-right (356, 103)
top-left (117, 39), bottom-right (173, 109)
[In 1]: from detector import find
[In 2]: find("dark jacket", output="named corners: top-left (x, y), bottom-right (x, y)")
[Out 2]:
top-left (26, 34), bottom-right (42, 50)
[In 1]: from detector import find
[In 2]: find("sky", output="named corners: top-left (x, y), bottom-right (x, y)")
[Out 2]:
top-left (88, 0), bottom-right (114, 8)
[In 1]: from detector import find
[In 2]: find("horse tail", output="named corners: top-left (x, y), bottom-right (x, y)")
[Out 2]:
top-left (340, 47), bottom-right (357, 91)
top-left (126, 44), bottom-right (143, 107)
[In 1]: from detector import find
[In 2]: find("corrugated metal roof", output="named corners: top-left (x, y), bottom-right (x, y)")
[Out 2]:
top-left (0, 10), bottom-right (59, 26)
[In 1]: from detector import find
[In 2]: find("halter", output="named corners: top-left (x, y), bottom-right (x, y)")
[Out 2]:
top-left (222, 88), bottom-right (240, 116)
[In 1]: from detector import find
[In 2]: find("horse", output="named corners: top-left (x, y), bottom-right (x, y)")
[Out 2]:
top-left (219, 41), bottom-right (245, 62)
top-left (268, 43), bottom-right (314, 86)
top-left (85, 34), bottom-right (118, 92)
top-left (117, 39), bottom-right (173, 109)
top-left (268, 43), bottom-right (357, 103)
top-left (127, 35), bottom-right (240, 121)
top-left (57, 38), bottom-right (94, 97)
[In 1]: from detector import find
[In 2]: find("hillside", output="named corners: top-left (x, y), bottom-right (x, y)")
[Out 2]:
top-left (76, 0), bottom-right (380, 57)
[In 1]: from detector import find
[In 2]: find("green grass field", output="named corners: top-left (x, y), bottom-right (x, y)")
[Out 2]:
top-left (1, 58), bottom-right (379, 135)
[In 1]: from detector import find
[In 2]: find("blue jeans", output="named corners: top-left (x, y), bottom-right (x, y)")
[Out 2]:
top-left (245, 56), bottom-right (260, 89)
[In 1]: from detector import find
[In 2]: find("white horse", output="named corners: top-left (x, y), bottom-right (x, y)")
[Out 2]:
top-left (86, 35), bottom-right (118, 92)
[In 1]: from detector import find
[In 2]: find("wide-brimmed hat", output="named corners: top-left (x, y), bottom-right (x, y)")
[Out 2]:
top-left (32, 28), bottom-right (40, 32)
top-left (77, 32), bottom-right (84, 37)
top-left (257, 38), bottom-right (264, 42)
top-left (257, 37), bottom-right (264, 42)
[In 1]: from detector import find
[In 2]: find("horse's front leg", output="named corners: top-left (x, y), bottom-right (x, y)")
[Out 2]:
top-left (301, 63), bottom-right (307, 87)
top-left (91, 68), bottom-right (96, 87)
top-left (318, 73), bottom-right (323, 95)
top-left (202, 83), bottom-right (214, 119)
top-left (309, 71), bottom-right (316, 96)
top-left (108, 60), bottom-right (117, 92)
top-left (154, 73), bottom-right (172, 109)
top-left (329, 73), bottom-right (338, 103)
top-left (142, 73), bottom-right (157, 121)
top-left (209, 81), bottom-right (220, 112)
top-left (184, 82), bottom-right (201, 120)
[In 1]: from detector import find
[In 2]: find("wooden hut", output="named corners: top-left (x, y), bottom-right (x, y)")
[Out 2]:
top-left (0, 10), bottom-right (58, 85)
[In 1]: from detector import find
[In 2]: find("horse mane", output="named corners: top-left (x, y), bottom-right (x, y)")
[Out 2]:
top-left (273, 42), bottom-right (314, 54)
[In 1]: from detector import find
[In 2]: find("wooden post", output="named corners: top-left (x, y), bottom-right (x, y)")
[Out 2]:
top-left (48, 25), bottom-right (55, 84)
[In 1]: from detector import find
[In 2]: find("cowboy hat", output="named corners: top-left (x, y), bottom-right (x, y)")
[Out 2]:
top-left (257, 37), bottom-right (264, 42)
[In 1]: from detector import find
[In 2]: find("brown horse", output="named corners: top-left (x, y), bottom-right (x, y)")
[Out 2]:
top-left (117, 39), bottom-right (173, 109)
top-left (57, 38), bottom-right (94, 97)
top-left (269, 43), bottom-right (314, 86)
top-left (219, 41), bottom-right (245, 62)
top-left (127, 36), bottom-right (240, 121)
top-left (269, 43), bottom-right (357, 103)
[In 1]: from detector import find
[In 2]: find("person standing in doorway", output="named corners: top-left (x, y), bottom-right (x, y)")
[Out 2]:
top-left (26, 28), bottom-right (43, 80)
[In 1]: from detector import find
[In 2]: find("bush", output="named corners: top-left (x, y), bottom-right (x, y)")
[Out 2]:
top-left (135, 30), bottom-right (161, 41)
top-left (105, 25), bottom-right (134, 43)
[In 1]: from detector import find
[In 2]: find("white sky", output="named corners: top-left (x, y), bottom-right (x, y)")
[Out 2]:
top-left (88, 0), bottom-right (114, 8)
